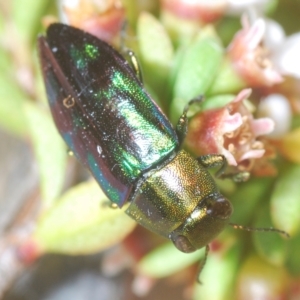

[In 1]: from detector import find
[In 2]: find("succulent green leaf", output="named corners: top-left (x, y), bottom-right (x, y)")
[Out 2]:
top-left (138, 12), bottom-right (174, 72)
top-left (12, 0), bottom-right (50, 44)
top-left (230, 178), bottom-right (273, 225)
top-left (0, 71), bottom-right (28, 137)
top-left (285, 232), bottom-right (300, 276)
top-left (271, 165), bottom-right (300, 236)
top-left (170, 35), bottom-right (223, 123)
top-left (137, 12), bottom-right (174, 103)
top-left (24, 102), bottom-right (67, 209)
top-left (252, 203), bottom-right (288, 266)
top-left (138, 242), bottom-right (203, 278)
top-left (34, 180), bottom-right (136, 254)
top-left (193, 240), bottom-right (242, 300)
top-left (202, 94), bottom-right (235, 110)
top-left (207, 57), bottom-right (246, 95)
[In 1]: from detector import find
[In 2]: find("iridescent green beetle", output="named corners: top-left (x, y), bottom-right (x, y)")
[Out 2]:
top-left (38, 24), bottom-right (286, 257)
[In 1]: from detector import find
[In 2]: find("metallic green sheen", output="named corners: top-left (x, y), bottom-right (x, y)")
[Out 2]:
top-left (92, 70), bottom-right (178, 181)
top-left (56, 28), bottom-right (178, 182)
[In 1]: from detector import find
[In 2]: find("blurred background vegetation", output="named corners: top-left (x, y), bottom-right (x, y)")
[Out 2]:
top-left (1, 0), bottom-right (300, 299)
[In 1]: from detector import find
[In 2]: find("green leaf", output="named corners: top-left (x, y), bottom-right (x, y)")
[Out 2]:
top-left (207, 57), bottom-right (246, 95)
top-left (202, 94), bottom-right (235, 110)
top-left (252, 203), bottom-right (288, 266)
top-left (137, 12), bottom-right (174, 103)
top-left (170, 35), bottom-right (223, 123)
top-left (278, 127), bottom-right (300, 163)
top-left (12, 0), bottom-right (51, 44)
top-left (193, 240), bottom-right (242, 300)
top-left (230, 178), bottom-right (273, 225)
top-left (34, 180), bottom-right (136, 254)
top-left (271, 164), bottom-right (300, 236)
top-left (138, 242), bottom-right (203, 278)
top-left (24, 101), bottom-right (67, 209)
top-left (0, 71), bottom-right (28, 137)
top-left (285, 232), bottom-right (300, 276)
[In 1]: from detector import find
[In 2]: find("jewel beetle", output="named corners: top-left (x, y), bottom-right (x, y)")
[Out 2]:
top-left (38, 23), bottom-right (242, 253)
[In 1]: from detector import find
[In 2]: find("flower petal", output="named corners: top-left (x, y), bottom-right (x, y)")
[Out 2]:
top-left (273, 33), bottom-right (300, 78)
top-left (221, 111), bottom-right (243, 134)
top-left (233, 88), bottom-right (252, 103)
top-left (222, 148), bottom-right (238, 166)
top-left (226, 0), bottom-right (272, 15)
top-left (264, 19), bottom-right (286, 50)
top-left (244, 18), bottom-right (266, 50)
top-left (239, 149), bottom-right (265, 161)
top-left (257, 94), bottom-right (292, 138)
top-left (228, 17), bottom-right (283, 87)
top-left (251, 118), bottom-right (275, 136)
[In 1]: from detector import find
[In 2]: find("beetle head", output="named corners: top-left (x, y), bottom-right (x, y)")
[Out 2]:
top-left (170, 194), bottom-right (233, 253)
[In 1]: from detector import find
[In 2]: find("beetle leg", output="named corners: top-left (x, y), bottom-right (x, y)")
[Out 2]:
top-left (120, 47), bottom-right (143, 83)
top-left (197, 244), bottom-right (210, 284)
top-left (198, 155), bottom-right (251, 182)
top-left (221, 171), bottom-right (250, 182)
top-left (176, 96), bottom-right (204, 145)
top-left (125, 50), bottom-right (143, 83)
top-left (197, 154), bottom-right (227, 177)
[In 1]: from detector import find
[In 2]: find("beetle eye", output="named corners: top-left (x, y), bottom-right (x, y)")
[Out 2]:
top-left (206, 196), bottom-right (232, 220)
top-left (171, 235), bottom-right (196, 253)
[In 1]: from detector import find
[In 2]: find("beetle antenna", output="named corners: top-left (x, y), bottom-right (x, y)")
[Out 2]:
top-left (228, 222), bottom-right (290, 238)
top-left (197, 244), bottom-right (210, 284)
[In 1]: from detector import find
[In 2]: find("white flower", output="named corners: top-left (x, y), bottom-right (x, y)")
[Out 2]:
top-left (226, 0), bottom-right (272, 15)
top-left (257, 94), bottom-right (292, 138)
